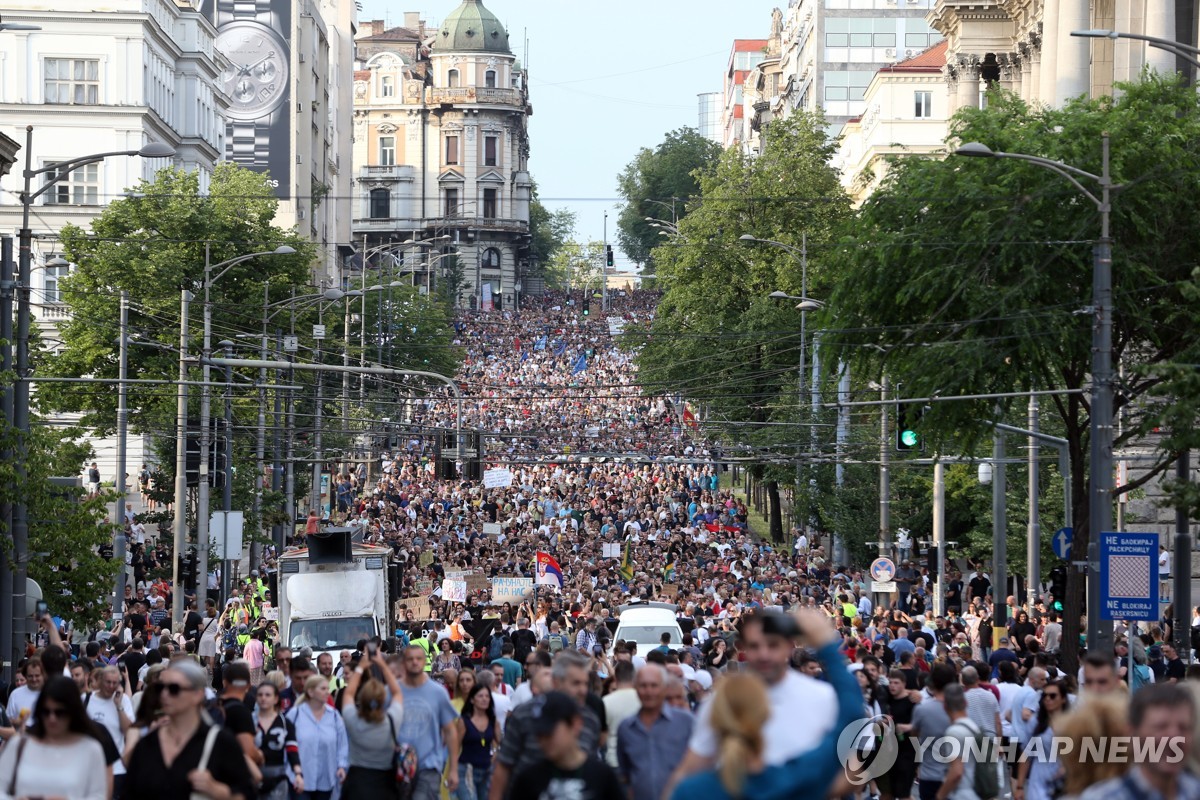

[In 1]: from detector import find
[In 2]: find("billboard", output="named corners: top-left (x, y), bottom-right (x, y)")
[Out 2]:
top-left (213, 0), bottom-right (292, 199)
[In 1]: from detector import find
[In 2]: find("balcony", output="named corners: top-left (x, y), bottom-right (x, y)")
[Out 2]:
top-left (36, 303), bottom-right (70, 321)
top-left (358, 164), bottom-right (415, 182)
top-left (427, 87), bottom-right (525, 107)
top-left (424, 215), bottom-right (529, 233)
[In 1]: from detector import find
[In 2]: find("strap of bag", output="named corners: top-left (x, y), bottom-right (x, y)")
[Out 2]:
top-left (196, 724), bottom-right (220, 772)
top-left (8, 736), bottom-right (27, 796)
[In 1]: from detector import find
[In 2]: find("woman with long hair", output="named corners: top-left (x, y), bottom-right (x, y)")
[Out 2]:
top-left (435, 638), bottom-right (462, 677)
top-left (124, 660), bottom-right (256, 799)
top-left (457, 683), bottom-right (501, 800)
top-left (340, 649), bottom-right (405, 799)
top-left (0, 676), bottom-right (107, 800)
top-left (123, 681), bottom-right (165, 763)
top-left (452, 667), bottom-right (477, 713)
top-left (1014, 679), bottom-right (1071, 800)
top-left (670, 609), bottom-right (866, 800)
top-left (254, 681), bottom-right (303, 800)
top-left (285, 674), bottom-right (349, 800)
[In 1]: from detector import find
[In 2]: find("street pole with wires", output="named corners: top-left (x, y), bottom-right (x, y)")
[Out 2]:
top-left (112, 291), bottom-right (130, 616)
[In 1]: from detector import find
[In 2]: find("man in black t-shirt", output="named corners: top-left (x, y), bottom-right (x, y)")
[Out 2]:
top-left (510, 617), bottom-right (539, 664)
top-left (509, 691), bottom-right (624, 800)
top-left (217, 661), bottom-right (259, 767)
top-left (1164, 643), bottom-right (1187, 683)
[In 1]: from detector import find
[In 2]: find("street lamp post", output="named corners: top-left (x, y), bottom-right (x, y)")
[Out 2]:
top-left (171, 290), bottom-right (193, 628)
top-left (194, 245), bottom-right (293, 605)
top-left (14, 128), bottom-right (174, 647)
top-left (1071, 29), bottom-right (1200, 78)
top-left (955, 135), bottom-right (1125, 656)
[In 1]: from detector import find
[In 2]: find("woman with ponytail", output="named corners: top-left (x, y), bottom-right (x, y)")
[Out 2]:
top-left (339, 648), bottom-right (405, 798)
top-left (670, 607), bottom-right (866, 800)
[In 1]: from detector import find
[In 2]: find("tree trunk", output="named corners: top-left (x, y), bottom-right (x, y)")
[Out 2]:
top-left (767, 480), bottom-right (785, 543)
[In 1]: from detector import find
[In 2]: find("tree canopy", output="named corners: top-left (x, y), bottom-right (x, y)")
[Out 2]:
top-left (616, 127), bottom-right (722, 269)
top-left (825, 75), bottom-right (1200, 669)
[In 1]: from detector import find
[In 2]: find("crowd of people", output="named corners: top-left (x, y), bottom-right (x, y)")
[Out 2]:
top-left (5, 289), bottom-right (1199, 799)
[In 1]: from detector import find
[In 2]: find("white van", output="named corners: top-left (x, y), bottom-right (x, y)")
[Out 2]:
top-left (611, 601), bottom-right (684, 656)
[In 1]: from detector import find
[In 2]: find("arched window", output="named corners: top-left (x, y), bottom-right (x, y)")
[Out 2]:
top-left (482, 247), bottom-right (502, 270)
top-left (447, 68), bottom-right (460, 88)
top-left (485, 69), bottom-right (497, 88)
top-left (369, 188), bottom-right (390, 219)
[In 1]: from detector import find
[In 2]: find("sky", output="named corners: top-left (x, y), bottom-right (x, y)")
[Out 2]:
top-left (355, 0), bottom-right (782, 272)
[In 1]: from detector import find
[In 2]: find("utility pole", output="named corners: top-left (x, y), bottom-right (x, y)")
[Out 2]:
top-left (252, 332), bottom-right (267, 572)
top-left (1174, 450), bottom-right (1191, 661)
top-left (993, 426), bottom-right (1009, 637)
top-left (933, 460), bottom-right (945, 618)
top-left (221, 341), bottom-right (234, 601)
top-left (112, 291), bottom-right (130, 616)
top-left (1028, 395), bottom-right (1040, 609)
top-left (171, 290), bottom-right (193, 628)
top-left (270, 330), bottom-right (284, 553)
top-left (879, 377), bottom-right (891, 557)
top-left (0, 236), bottom-right (14, 680)
top-left (310, 311), bottom-right (325, 515)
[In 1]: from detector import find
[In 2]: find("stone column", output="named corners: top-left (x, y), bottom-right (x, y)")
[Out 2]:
top-left (1144, 0), bottom-right (1177, 75)
top-left (1019, 42), bottom-right (1034, 102)
top-left (1030, 27), bottom-right (1043, 106)
top-left (957, 54), bottom-right (981, 110)
top-left (1056, 0), bottom-right (1092, 104)
top-left (944, 61), bottom-right (961, 116)
top-left (1040, 0), bottom-right (1060, 103)
top-left (1000, 52), bottom-right (1021, 94)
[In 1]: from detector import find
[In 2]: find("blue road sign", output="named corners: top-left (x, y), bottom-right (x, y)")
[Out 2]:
top-left (1098, 531), bottom-right (1157, 621)
top-left (1052, 527), bottom-right (1073, 560)
top-left (870, 557), bottom-right (896, 583)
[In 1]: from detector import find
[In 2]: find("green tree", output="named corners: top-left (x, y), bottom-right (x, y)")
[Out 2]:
top-left (42, 164), bottom-right (316, 435)
top-left (629, 113), bottom-right (851, 541)
top-left (825, 76), bottom-right (1200, 672)
top-left (544, 240), bottom-right (605, 290)
top-left (616, 127), bottom-right (721, 269)
top-left (529, 181), bottom-right (576, 272)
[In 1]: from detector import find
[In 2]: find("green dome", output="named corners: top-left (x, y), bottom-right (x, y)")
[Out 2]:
top-left (435, 0), bottom-right (511, 54)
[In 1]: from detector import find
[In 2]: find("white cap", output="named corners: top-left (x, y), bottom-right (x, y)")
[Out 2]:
top-left (691, 670), bottom-right (713, 691)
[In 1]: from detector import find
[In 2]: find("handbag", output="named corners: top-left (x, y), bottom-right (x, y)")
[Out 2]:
top-left (388, 714), bottom-right (419, 787)
top-left (188, 724), bottom-right (221, 800)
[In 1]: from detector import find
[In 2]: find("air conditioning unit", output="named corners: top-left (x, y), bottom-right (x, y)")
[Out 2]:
top-left (885, 48), bottom-right (896, 57)
top-left (906, 49), bottom-right (916, 57)
top-left (299, 53), bottom-right (306, 62)
top-left (298, 208), bottom-right (306, 220)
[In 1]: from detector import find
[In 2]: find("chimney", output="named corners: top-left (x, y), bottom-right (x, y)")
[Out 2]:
top-left (404, 11), bottom-right (421, 31)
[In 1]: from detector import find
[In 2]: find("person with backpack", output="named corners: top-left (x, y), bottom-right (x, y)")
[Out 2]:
top-left (488, 627), bottom-right (511, 664)
top-left (1013, 680), bottom-right (1069, 800)
top-left (939, 682), bottom-right (1001, 800)
top-left (544, 621), bottom-right (569, 654)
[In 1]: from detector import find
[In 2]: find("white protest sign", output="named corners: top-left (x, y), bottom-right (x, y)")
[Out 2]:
top-left (483, 468), bottom-right (514, 488)
top-left (601, 543), bottom-right (621, 559)
top-left (483, 522), bottom-right (503, 536)
top-left (442, 579), bottom-right (468, 603)
top-left (491, 576), bottom-right (534, 604)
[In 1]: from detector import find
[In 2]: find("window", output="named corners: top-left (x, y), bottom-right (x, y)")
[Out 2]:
top-left (482, 248), bottom-right (501, 270)
top-left (445, 135), bottom-right (459, 165)
top-left (914, 91), bottom-right (932, 118)
top-left (484, 136), bottom-right (498, 166)
top-left (485, 69), bottom-right (497, 88)
top-left (445, 187), bottom-right (459, 217)
top-left (380, 75), bottom-right (395, 97)
top-left (44, 58), bottom-right (99, 105)
top-left (825, 19), bottom-right (849, 48)
top-left (44, 261), bottom-right (69, 303)
top-left (379, 135), bottom-right (396, 166)
top-left (905, 19), bottom-right (939, 49)
top-left (447, 68), bottom-right (460, 88)
top-left (482, 188), bottom-right (497, 218)
top-left (824, 70), bottom-right (874, 103)
top-left (43, 162), bottom-right (99, 205)
top-left (369, 188), bottom-right (390, 219)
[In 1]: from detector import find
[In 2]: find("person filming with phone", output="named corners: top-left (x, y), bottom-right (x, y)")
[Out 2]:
top-left (83, 666), bottom-right (134, 797)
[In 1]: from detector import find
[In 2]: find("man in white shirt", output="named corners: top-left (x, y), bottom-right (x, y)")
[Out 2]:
top-left (1160, 545), bottom-right (1172, 601)
top-left (667, 610), bottom-right (838, 794)
top-left (5, 657), bottom-right (45, 727)
top-left (602, 660), bottom-right (641, 768)
top-left (84, 666), bottom-right (133, 794)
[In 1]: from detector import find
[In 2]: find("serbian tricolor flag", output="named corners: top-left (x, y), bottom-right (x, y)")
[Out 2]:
top-left (536, 551), bottom-right (564, 589)
top-left (682, 403), bottom-right (698, 430)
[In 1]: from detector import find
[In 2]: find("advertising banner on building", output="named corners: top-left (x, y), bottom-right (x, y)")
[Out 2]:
top-left (213, 0), bottom-right (292, 199)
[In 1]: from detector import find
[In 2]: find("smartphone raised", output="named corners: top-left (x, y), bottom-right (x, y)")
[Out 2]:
top-left (34, 600), bottom-right (49, 617)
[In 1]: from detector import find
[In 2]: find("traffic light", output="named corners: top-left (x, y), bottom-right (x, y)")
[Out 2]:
top-left (895, 401), bottom-right (924, 451)
top-left (582, 304), bottom-right (590, 317)
top-left (605, 245), bottom-right (614, 267)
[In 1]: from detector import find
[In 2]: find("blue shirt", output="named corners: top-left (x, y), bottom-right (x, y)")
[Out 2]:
top-left (397, 677), bottom-right (459, 772)
top-left (285, 703), bottom-right (349, 792)
top-left (888, 637), bottom-right (916, 659)
top-left (670, 641), bottom-right (864, 800)
top-left (616, 706), bottom-right (694, 800)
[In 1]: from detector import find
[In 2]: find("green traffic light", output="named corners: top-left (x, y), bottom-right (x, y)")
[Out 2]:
top-left (900, 429), bottom-right (919, 447)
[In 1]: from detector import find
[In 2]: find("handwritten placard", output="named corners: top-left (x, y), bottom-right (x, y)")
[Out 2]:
top-left (491, 576), bottom-right (534, 604)
top-left (442, 579), bottom-right (468, 603)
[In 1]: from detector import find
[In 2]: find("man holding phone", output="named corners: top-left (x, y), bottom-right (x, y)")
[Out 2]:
top-left (666, 610), bottom-right (841, 794)
top-left (85, 665), bottom-right (134, 796)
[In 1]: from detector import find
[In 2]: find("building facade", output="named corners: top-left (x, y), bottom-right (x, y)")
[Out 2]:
top-left (697, 91), bottom-right (722, 143)
top-left (833, 41), bottom-right (949, 203)
top-left (930, 0), bottom-right (1175, 114)
top-left (777, 0), bottom-right (942, 135)
top-left (741, 11), bottom-right (785, 155)
top-left (351, 0), bottom-right (533, 311)
top-left (722, 39), bottom-right (768, 149)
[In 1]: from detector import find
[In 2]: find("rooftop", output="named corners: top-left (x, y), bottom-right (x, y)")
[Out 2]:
top-left (879, 40), bottom-right (948, 73)
top-left (433, 0), bottom-right (511, 55)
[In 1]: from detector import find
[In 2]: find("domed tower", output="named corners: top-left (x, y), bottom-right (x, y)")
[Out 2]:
top-left (426, 0), bottom-right (532, 311)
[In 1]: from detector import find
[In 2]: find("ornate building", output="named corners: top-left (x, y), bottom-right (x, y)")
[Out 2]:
top-left (351, 0), bottom-right (533, 310)
top-left (931, 0), bottom-right (1176, 114)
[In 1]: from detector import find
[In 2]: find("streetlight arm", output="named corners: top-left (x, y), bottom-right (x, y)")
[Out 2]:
top-left (208, 249), bottom-right (292, 285)
top-left (1072, 28), bottom-right (1200, 56)
top-left (991, 151), bottom-right (1104, 194)
top-left (740, 235), bottom-right (805, 260)
top-left (23, 157), bottom-right (110, 204)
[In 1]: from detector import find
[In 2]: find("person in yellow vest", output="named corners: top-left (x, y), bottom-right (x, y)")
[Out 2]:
top-left (235, 623), bottom-right (252, 650)
top-left (409, 631), bottom-right (435, 673)
top-left (839, 594), bottom-right (858, 627)
top-left (249, 570), bottom-right (268, 601)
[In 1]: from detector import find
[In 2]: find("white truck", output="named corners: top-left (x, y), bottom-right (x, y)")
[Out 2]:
top-left (277, 529), bottom-right (394, 657)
